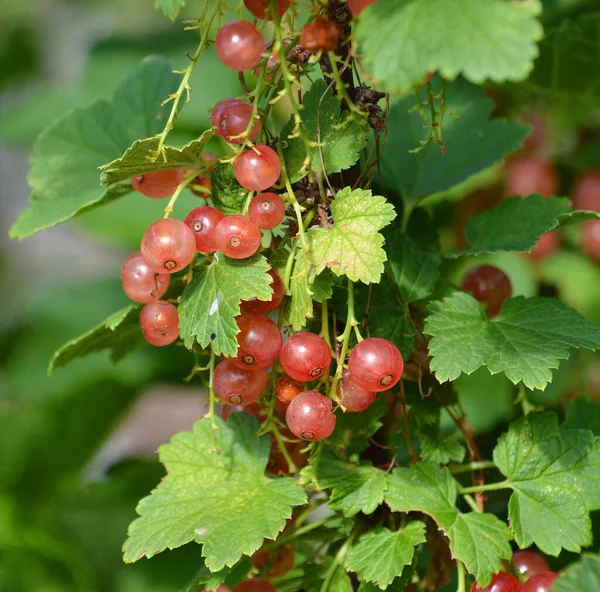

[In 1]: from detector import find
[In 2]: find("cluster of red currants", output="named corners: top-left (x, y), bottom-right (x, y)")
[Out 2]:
top-left (471, 549), bottom-right (558, 592)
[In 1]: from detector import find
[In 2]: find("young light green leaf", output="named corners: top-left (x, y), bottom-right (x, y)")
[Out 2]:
top-left (48, 304), bottom-right (144, 373)
top-left (385, 233), bottom-right (441, 303)
top-left (553, 554), bottom-right (600, 592)
top-left (10, 57), bottom-right (178, 239)
top-left (313, 452), bottom-right (387, 518)
top-left (179, 255), bottom-right (272, 356)
top-left (210, 163), bottom-right (249, 215)
top-left (494, 412), bottom-right (600, 555)
top-left (123, 414), bottom-right (306, 570)
top-left (355, 0), bottom-right (542, 96)
top-left (286, 248), bottom-right (313, 331)
top-left (330, 568), bottom-right (354, 592)
top-left (564, 398), bottom-right (600, 436)
top-left (378, 79), bottom-right (530, 207)
top-left (100, 132), bottom-right (214, 185)
top-left (346, 523), bottom-right (426, 590)
top-left (425, 293), bottom-right (600, 390)
top-left (281, 79), bottom-right (367, 183)
top-left (453, 195), bottom-right (600, 256)
top-left (155, 0), bottom-right (186, 20)
top-left (306, 187), bottom-right (396, 284)
top-left (385, 463), bottom-right (512, 586)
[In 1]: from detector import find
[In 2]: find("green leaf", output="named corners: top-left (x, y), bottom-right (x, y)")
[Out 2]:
top-left (178, 254), bottom-right (272, 356)
top-left (306, 187), bottom-right (396, 284)
top-left (123, 414), bottom-right (307, 570)
top-left (553, 554), bottom-right (600, 592)
top-left (155, 0), bottom-right (186, 20)
top-left (48, 304), bottom-right (144, 373)
top-left (313, 452), bottom-right (387, 518)
top-left (356, 0), bottom-right (542, 96)
top-left (564, 398), bottom-right (600, 436)
top-left (424, 292), bottom-right (600, 390)
top-left (329, 395), bottom-right (388, 456)
top-left (210, 163), bottom-right (249, 215)
top-left (100, 132), bottom-right (214, 185)
top-left (385, 233), bottom-right (441, 303)
top-left (453, 195), bottom-right (600, 256)
top-left (529, 14), bottom-right (600, 97)
top-left (281, 79), bottom-right (367, 183)
top-left (494, 412), bottom-right (600, 555)
top-left (346, 523), bottom-right (426, 590)
top-left (185, 557), bottom-right (252, 592)
top-left (378, 79), bottom-right (530, 207)
top-left (10, 57), bottom-right (178, 239)
top-left (330, 568), bottom-right (353, 592)
top-left (419, 426), bottom-right (465, 465)
top-left (385, 463), bottom-right (512, 586)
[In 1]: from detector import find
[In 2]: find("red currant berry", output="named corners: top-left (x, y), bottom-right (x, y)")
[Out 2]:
top-left (521, 572), bottom-right (558, 592)
top-left (189, 153), bottom-right (218, 196)
top-left (512, 550), bottom-right (550, 580)
top-left (140, 301), bottom-right (179, 347)
top-left (234, 145), bottom-right (281, 191)
top-left (231, 314), bottom-right (282, 369)
top-left (240, 268), bottom-right (285, 314)
top-left (286, 390), bottom-right (336, 441)
top-left (130, 169), bottom-right (185, 199)
top-left (471, 572), bottom-right (521, 592)
top-left (121, 251), bottom-right (170, 303)
top-left (251, 544), bottom-right (295, 578)
top-left (348, 337), bottom-right (404, 392)
top-left (140, 218), bottom-right (196, 274)
top-left (338, 369), bottom-right (377, 412)
top-left (233, 580), bottom-right (275, 592)
top-left (215, 215), bottom-right (261, 259)
top-left (244, 0), bottom-right (291, 20)
top-left (461, 264), bottom-right (512, 316)
top-left (213, 359), bottom-right (267, 406)
top-left (185, 206), bottom-right (225, 253)
top-left (275, 374), bottom-right (303, 405)
top-left (280, 332), bottom-right (331, 382)
top-left (248, 192), bottom-right (286, 229)
top-left (300, 17), bottom-right (340, 52)
top-left (348, 0), bottom-right (376, 16)
top-left (505, 156), bottom-right (558, 198)
top-left (522, 112), bottom-right (546, 154)
top-left (528, 231), bottom-right (560, 260)
top-left (582, 219), bottom-right (600, 259)
top-left (211, 99), bottom-right (260, 145)
top-left (572, 171), bottom-right (600, 212)
top-left (215, 21), bottom-right (264, 72)
top-left (220, 402), bottom-right (265, 421)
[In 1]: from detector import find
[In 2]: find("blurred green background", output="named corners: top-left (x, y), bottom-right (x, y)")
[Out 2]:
top-left (2, 1), bottom-right (600, 591)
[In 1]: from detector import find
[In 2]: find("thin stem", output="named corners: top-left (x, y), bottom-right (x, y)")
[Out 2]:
top-left (458, 481), bottom-right (511, 495)
top-left (329, 279), bottom-right (357, 400)
top-left (320, 528), bottom-right (358, 592)
top-left (264, 515), bottom-right (333, 551)
top-left (320, 299), bottom-right (331, 348)
top-left (457, 560), bottom-right (466, 592)
top-left (272, 425), bottom-right (297, 474)
top-left (326, 51), bottom-right (367, 129)
top-left (450, 460), bottom-right (497, 475)
top-left (163, 166), bottom-right (203, 218)
top-left (462, 494), bottom-right (482, 513)
top-left (271, 0), bottom-right (312, 176)
top-left (153, 1), bottom-right (220, 161)
top-left (206, 350), bottom-right (220, 453)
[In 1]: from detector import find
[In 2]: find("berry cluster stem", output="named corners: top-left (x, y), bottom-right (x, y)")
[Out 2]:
top-left (153, 0), bottom-right (221, 162)
top-left (206, 349), bottom-right (220, 453)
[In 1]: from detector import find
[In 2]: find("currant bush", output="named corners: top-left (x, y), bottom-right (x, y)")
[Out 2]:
top-left (15, 2), bottom-right (600, 591)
